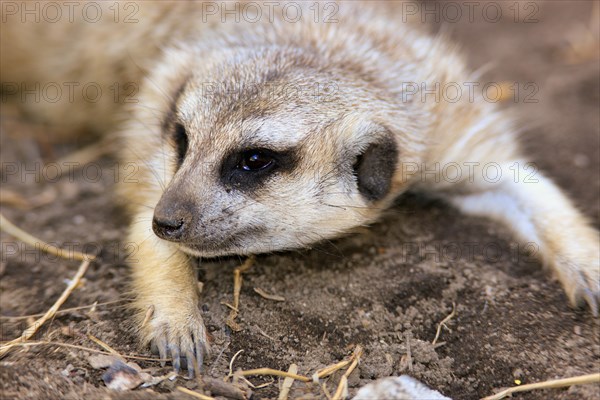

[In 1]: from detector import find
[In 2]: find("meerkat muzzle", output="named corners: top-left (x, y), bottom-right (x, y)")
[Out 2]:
top-left (152, 192), bottom-right (195, 241)
top-left (152, 213), bottom-right (185, 241)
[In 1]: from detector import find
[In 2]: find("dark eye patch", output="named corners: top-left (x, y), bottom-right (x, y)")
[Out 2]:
top-left (161, 77), bottom-right (190, 168)
top-left (353, 133), bottom-right (398, 201)
top-left (173, 123), bottom-right (189, 166)
top-left (220, 147), bottom-right (297, 193)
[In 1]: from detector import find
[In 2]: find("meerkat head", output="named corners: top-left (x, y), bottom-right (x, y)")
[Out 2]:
top-left (144, 46), bottom-right (423, 257)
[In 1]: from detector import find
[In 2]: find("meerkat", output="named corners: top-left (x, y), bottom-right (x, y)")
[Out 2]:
top-left (1, 1), bottom-right (598, 377)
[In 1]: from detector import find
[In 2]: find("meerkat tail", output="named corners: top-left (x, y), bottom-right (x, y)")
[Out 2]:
top-left (447, 163), bottom-right (600, 315)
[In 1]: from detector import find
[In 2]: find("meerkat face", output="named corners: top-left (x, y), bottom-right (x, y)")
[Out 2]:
top-left (148, 48), bottom-right (417, 257)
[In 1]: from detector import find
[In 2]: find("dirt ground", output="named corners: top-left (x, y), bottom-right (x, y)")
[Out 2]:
top-left (1, 1), bottom-right (599, 399)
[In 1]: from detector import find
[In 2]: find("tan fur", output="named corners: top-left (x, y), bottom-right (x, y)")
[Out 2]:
top-left (2, 1), bottom-right (598, 374)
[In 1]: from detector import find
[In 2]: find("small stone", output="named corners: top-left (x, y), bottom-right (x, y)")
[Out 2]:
top-left (102, 360), bottom-right (143, 391)
top-left (513, 368), bottom-right (524, 379)
top-left (61, 364), bottom-right (74, 377)
top-left (354, 376), bottom-right (451, 400)
top-left (88, 354), bottom-right (119, 369)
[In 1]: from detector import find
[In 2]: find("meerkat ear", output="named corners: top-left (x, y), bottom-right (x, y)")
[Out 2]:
top-left (353, 130), bottom-right (398, 201)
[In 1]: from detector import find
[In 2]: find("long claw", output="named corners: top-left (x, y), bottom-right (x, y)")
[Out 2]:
top-left (195, 340), bottom-right (205, 373)
top-left (169, 343), bottom-right (181, 373)
top-left (572, 269), bottom-right (600, 317)
top-left (186, 350), bottom-right (195, 379)
top-left (156, 335), bottom-right (168, 368)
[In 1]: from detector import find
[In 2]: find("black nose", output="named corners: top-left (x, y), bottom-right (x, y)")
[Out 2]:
top-left (152, 214), bottom-right (185, 240)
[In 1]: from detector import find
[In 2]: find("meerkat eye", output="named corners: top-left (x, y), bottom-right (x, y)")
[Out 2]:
top-left (238, 150), bottom-right (275, 171)
top-left (173, 123), bottom-right (188, 165)
top-left (221, 147), bottom-right (297, 191)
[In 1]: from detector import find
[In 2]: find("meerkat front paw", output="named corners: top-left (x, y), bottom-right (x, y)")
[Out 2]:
top-left (127, 227), bottom-right (210, 376)
top-left (556, 256), bottom-right (600, 317)
top-left (142, 305), bottom-right (210, 378)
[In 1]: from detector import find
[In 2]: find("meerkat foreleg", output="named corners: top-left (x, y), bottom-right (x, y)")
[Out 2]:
top-left (445, 162), bottom-right (599, 314)
top-left (127, 209), bottom-right (208, 376)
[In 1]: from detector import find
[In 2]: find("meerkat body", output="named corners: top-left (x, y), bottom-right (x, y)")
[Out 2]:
top-left (2, 1), bottom-right (598, 375)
